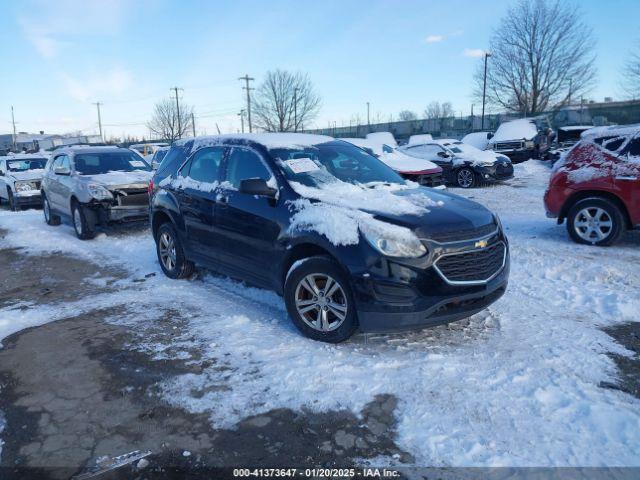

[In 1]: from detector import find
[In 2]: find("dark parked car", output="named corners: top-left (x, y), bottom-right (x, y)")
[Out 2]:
top-left (150, 134), bottom-right (510, 342)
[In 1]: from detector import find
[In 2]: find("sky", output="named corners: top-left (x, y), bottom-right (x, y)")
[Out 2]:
top-left (0, 0), bottom-right (638, 139)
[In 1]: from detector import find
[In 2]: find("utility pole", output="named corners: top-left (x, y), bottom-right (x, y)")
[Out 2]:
top-left (171, 87), bottom-right (183, 138)
top-left (238, 109), bottom-right (246, 133)
top-left (10, 106), bottom-right (17, 151)
top-left (238, 75), bottom-right (254, 132)
top-left (366, 102), bottom-right (370, 130)
top-left (93, 102), bottom-right (103, 141)
top-left (481, 51), bottom-right (492, 130)
top-left (293, 87), bottom-right (299, 132)
top-left (191, 111), bottom-right (196, 137)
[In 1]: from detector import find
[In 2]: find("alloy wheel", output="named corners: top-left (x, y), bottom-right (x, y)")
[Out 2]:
top-left (294, 273), bottom-right (348, 332)
top-left (457, 169), bottom-right (474, 188)
top-left (43, 198), bottom-right (50, 222)
top-left (159, 232), bottom-right (177, 271)
top-left (574, 207), bottom-right (613, 243)
top-left (73, 208), bottom-right (83, 235)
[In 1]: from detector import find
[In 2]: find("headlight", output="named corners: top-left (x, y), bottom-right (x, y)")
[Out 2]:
top-left (360, 221), bottom-right (427, 258)
top-left (88, 184), bottom-right (113, 200)
top-left (14, 181), bottom-right (36, 192)
top-left (525, 140), bottom-right (534, 149)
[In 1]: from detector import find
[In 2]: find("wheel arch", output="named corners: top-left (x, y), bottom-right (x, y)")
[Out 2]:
top-left (560, 190), bottom-right (632, 229)
top-left (279, 242), bottom-right (344, 295)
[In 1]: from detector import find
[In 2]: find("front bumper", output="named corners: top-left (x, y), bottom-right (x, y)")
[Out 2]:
top-left (349, 231), bottom-right (510, 333)
top-left (89, 203), bottom-right (149, 224)
top-left (476, 163), bottom-right (514, 182)
top-left (15, 191), bottom-right (43, 207)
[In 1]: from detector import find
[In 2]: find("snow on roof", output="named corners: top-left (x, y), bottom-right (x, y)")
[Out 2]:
top-left (558, 125), bottom-right (594, 131)
top-left (461, 132), bottom-right (492, 150)
top-left (408, 134), bottom-right (434, 145)
top-left (491, 119), bottom-right (538, 142)
top-left (580, 124), bottom-right (640, 139)
top-left (192, 133), bottom-right (334, 151)
top-left (366, 132), bottom-right (398, 148)
top-left (0, 153), bottom-right (49, 160)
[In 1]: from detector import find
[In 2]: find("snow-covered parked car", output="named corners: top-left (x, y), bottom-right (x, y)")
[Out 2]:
top-left (150, 145), bottom-right (170, 170)
top-left (342, 137), bottom-right (444, 187)
top-left (150, 133), bottom-right (510, 343)
top-left (0, 154), bottom-right (48, 210)
top-left (365, 131), bottom-right (398, 148)
top-left (400, 139), bottom-right (514, 188)
top-left (547, 125), bottom-right (594, 163)
top-left (408, 134), bottom-right (434, 146)
top-left (130, 143), bottom-right (169, 162)
top-left (462, 131), bottom-right (494, 151)
top-left (41, 146), bottom-right (152, 239)
top-left (486, 118), bottom-right (549, 162)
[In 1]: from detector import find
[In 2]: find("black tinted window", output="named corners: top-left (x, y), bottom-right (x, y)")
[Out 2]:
top-left (74, 152), bottom-right (150, 175)
top-left (187, 147), bottom-right (224, 183)
top-left (626, 138), bottom-right (640, 157)
top-left (225, 148), bottom-right (271, 189)
top-left (156, 143), bottom-right (191, 178)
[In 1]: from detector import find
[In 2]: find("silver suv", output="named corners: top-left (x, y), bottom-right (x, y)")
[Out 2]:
top-left (0, 154), bottom-right (48, 210)
top-left (41, 146), bottom-right (152, 239)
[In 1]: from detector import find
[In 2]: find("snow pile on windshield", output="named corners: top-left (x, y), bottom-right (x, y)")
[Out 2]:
top-left (491, 119), bottom-right (538, 142)
top-left (408, 134), bottom-right (433, 145)
top-left (288, 180), bottom-right (443, 245)
top-left (191, 133), bottom-right (333, 153)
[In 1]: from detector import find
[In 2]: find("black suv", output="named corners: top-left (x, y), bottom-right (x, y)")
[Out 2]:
top-left (150, 134), bottom-right (509, 343)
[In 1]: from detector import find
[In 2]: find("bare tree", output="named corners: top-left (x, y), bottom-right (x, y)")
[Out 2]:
top-left (423, 101), bottom-right (454, 119)
top-left (474, 0), bottom-right (596, 115)
top-left (252, 70), bottom-right (321, 132)
top-left (147, 98), bottom-right (194, 142)
top-left (398, 110), bottom-right (418, 121)
top-left (622, 40), bottom-right (640, 99)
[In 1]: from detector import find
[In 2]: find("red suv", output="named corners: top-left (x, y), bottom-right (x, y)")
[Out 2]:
top-left (544, 124), bottom-right (640, 246)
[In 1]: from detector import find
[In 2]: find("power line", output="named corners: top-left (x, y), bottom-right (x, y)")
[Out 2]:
top-left (238, 75), bottom-right (254, 132)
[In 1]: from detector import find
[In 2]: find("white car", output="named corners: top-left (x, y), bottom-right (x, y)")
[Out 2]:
top-left (130, 143), bottom-right (169, 162)
top-left (400, 139), bottom-right (514, 188)
top-left (0, 154), bottom-right (49, 210)
top-left (341, 138), bottom-right (444, 187)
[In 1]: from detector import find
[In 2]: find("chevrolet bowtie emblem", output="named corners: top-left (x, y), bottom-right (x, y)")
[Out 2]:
top-left (475, 239), bottom-right (488, 248)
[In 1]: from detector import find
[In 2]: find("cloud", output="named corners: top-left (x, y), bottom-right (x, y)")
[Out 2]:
top-left (463, 48), bottom-right (487, 58)
top-left (61, 68), bottom-right (134, 102)
top-left (425, 35), bottom-right (444, 44)
top-left (18, 0), bottom-right (129, 59)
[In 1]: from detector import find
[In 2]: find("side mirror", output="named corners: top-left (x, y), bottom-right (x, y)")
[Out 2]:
top-left (239, 178), bottom-right (277, 198)
top-left (54, 166), bottom-right (70, 175)
top-left (487, 133), bottom-right (494, 140)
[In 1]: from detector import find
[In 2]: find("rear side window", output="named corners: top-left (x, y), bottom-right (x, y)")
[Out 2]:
top-left (156, 143), bottom-right (191, 178)
top-left (224, 148), bottom-right (272, 189)
top-left (186, 147), bottom-right (224, 183)
top-left (593, 136), bottom-right (625, 152)
top-left (625, 138), bottom-right (640, 157)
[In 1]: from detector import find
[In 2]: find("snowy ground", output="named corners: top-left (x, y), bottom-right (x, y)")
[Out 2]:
top-left (0, 161), bottom-right (639, 467)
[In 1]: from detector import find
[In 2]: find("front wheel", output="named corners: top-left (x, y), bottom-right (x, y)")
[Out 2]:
top-left (8, 190), bottom-right (18, 211)
top-left (456, 168), bottom-right (476, 188)
top-left (72, 203), bottom-right (96, 240)
top-left (284, 256), bottom-right (358, 343)
top-left (566, 198), bottom-right (625, 246)
top-left (155, 223), bottom-right (195, 279)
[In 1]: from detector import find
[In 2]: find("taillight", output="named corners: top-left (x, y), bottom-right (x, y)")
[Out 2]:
top-left (148, 178), bottom-right (154, 195)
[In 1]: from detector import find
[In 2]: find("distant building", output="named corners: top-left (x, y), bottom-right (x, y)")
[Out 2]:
top-left (0, 132), bottom-right (103, 152)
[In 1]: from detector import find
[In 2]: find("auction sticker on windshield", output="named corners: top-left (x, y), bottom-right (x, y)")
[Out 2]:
top-left (284, 158), bottom-right (320, 174)
top-left (130, 160), bottom-right (147, 168)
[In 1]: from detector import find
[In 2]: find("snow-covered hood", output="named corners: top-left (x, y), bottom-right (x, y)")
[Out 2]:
top-left (489, 119), bottom-right (538, 144)
top-left (6, 169), bottom-right (45, 182)
top-left (81, 170), bottom-right (152, 189)
top-left (453, 149), bottom-right (504, 167)
top-left (379, 150), bottom-right (441, 173)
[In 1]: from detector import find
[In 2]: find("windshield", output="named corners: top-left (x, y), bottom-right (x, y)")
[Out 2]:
top-left (270, 141), bottom-right (405, 187)
top-left (6, 158), bottom-right (47, 171)
top-left (74, 152), bottom-right (151, 175)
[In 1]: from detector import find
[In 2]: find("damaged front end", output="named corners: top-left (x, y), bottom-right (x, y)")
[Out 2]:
top-left (84, 184), bottom-right (150, 224)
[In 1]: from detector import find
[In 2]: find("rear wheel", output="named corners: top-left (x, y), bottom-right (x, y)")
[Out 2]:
top-left (566, 197), bottom-right (625, 246)
top-left (284, 256), bottom-right (357, 343)
top-left (156, 222), bottom-right (195, 279)
top-left (72, 202), bottom-right (96, 240)
top-left (456, 168), bottom-right (476, 188)
top-left (43, 194), bottom-right (61, 226)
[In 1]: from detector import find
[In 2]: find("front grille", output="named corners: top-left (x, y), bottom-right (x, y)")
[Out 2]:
top-left (435, 241), bottom-right (506, 284)
top-left (114, 189), bottom-right (149, 207)
top-left (428, 223), bottom-right (497, 243)
top-left (402, 172), bottom-right (444, 187)
top-left (495, 141), bottom-right (523, 151)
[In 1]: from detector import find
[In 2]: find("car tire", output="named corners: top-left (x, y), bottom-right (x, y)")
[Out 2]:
top-left (456, 168), bottom-right (476, 188)
top-left (155, 222), bottom-right (195, 279)
top-left (566, 197), bottom-right (625, 246)
top-left (72, 202), bottom-right (96, 240)
top-left (43, 194), bottom-right (61, 226)
top-left (7, 189), bottom-right (18, 211)
top-left (284, 256), bottom-right (358, 343)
